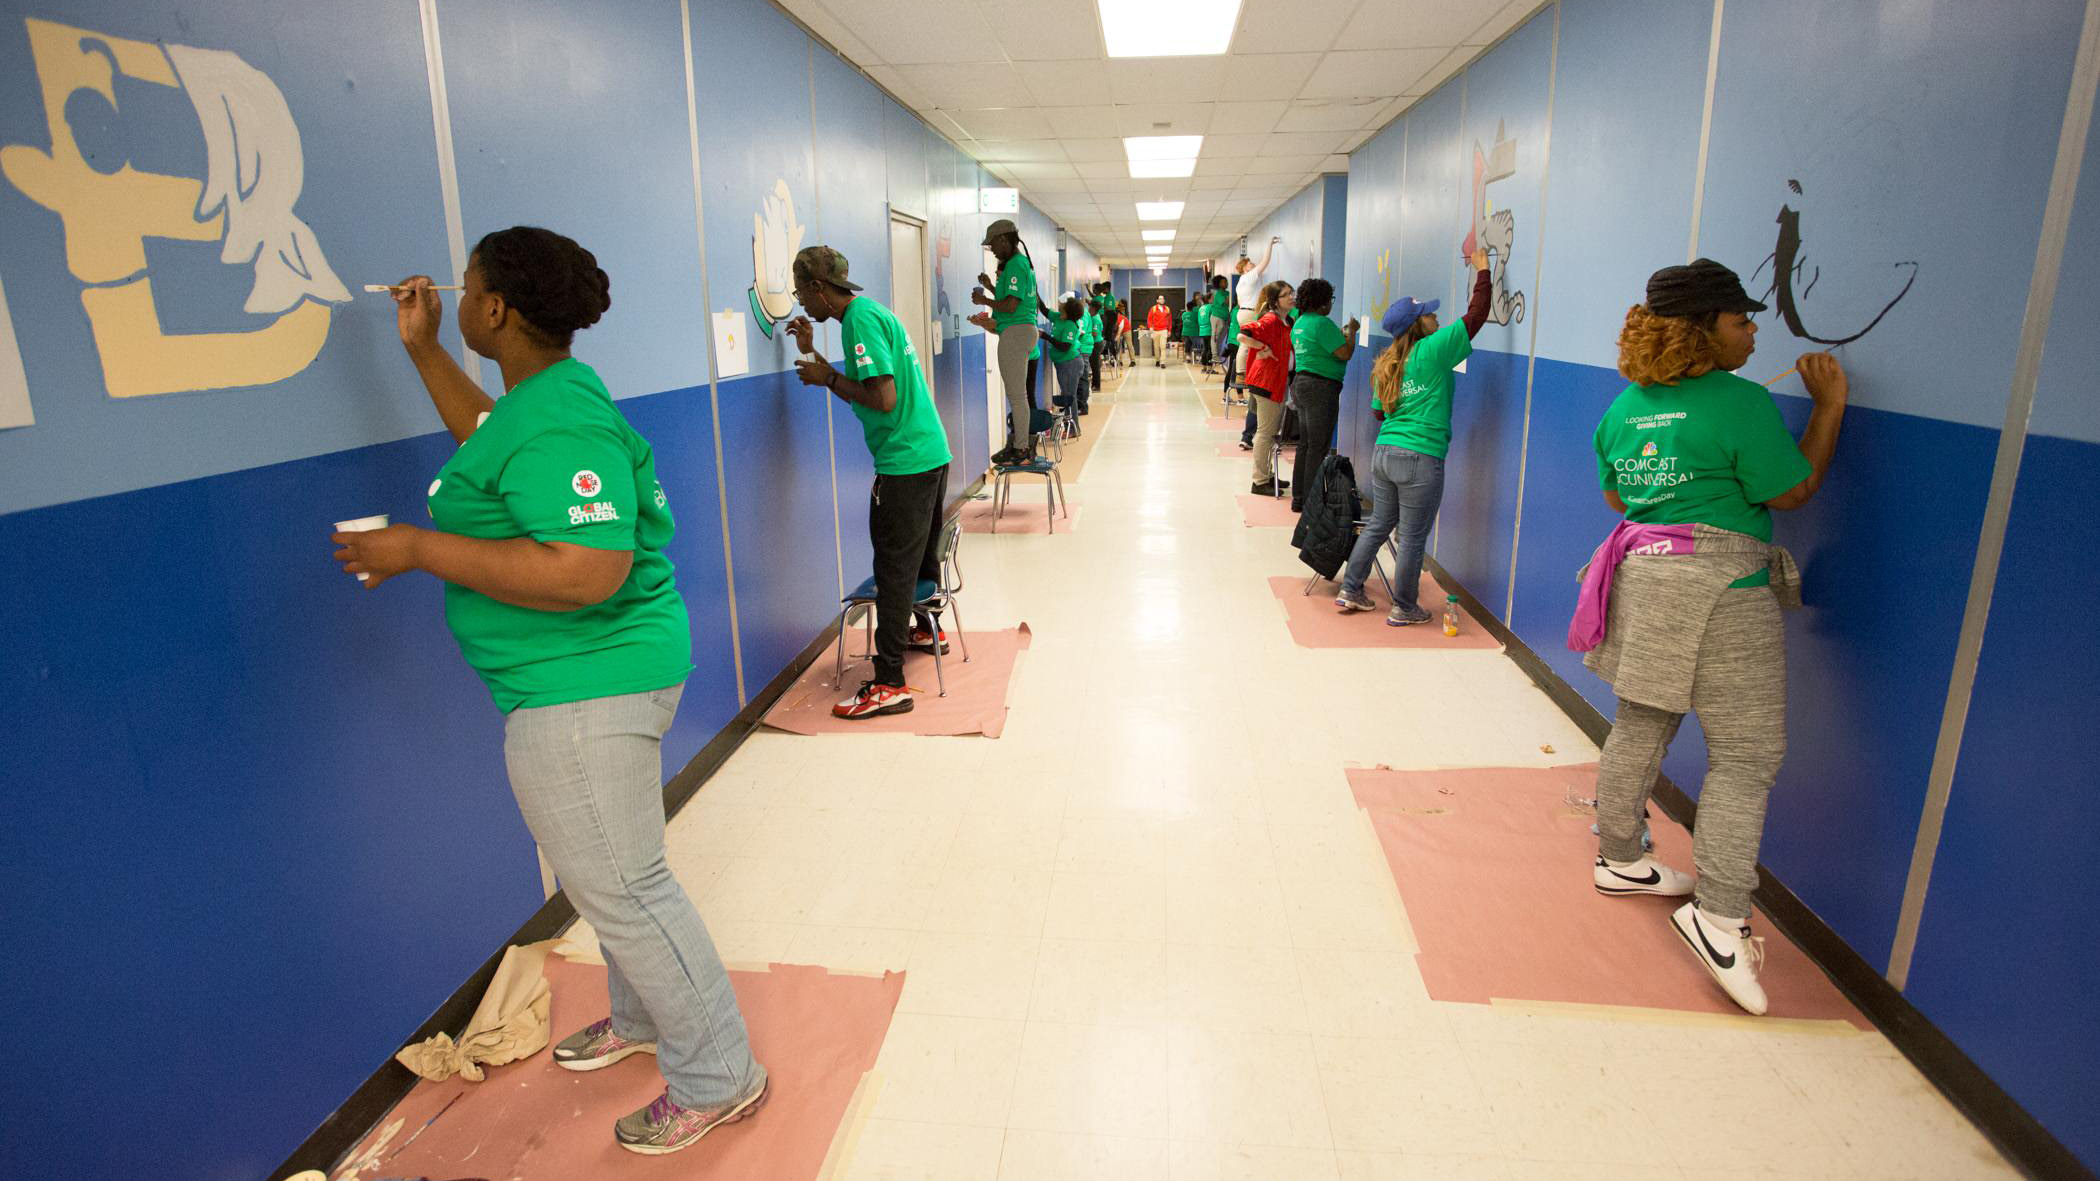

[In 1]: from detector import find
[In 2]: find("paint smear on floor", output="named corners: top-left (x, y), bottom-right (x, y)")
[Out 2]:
top-left (1348, 762), bottom-right (1871, 1027)
top-left (338, 956), bottom-right (903, 1181)
top-left (1267, 574), bottom-right (1502, 650)
top-left (764, 625), bottom-right (1030, 737)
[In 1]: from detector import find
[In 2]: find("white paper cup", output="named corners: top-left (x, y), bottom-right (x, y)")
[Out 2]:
top-left (334, 514), bottom-right (390, 582)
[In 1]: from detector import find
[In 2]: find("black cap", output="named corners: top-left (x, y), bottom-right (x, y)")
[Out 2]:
top-left (1645, 258), bottom-right (1765, 318)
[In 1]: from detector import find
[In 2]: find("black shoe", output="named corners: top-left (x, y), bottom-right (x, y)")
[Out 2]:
top-left (1289, 500), bottom-right (1304, 512)
top-left (1238, 440), bottom-right (1252, 451)
top-left (1250, 479), bottom-right (1278, 495)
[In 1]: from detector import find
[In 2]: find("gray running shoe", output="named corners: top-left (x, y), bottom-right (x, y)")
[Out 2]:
top-left (615, 1066), bottom-right (770, 1155)
top-left (1335, 589), bottom-right (1375, 613)
top-left (1386, 604), bottom-right (1433, 627)
top-left (551, 1017), bottom-right (657, 1072)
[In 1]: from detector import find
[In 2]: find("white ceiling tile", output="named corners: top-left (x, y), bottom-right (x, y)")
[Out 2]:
top-left (972, 138), bottom-right (1070, 162)
top-left (1210, 100), bottom-right (1288, 133)
top-left (1045, 104), bottom-right (1120, 137)
top-left (1263, 129), bottom-right (1350, 155)
top-left (1339, 126), bottom-right (1378, 153)
top-left (1232, 0), bottom-right (1355, 53)
top-left (1319, 153), bottom-right (1350, 171)
top-left (1073, 160), bottom-right (1131, 179)
top-left (1273, 96), bottom-right (1391, 132)
top-left (1055, 137), bottom-right (1124, 162)
top-left (1300, 47), bottom-right (1446, 99)
top-left (1243, 153), bottom-right (1329, 175)
top-left (1114, 102), bottom-right (1217, 136)
top-left (785, 1), bottom-right (880, 64)
top-left (831, 0), bottom-right (1005, 65)
top-left (997, 160), bottom-right (1080, 179)
top-left (1194, 156), bottom-right (1254, 178)
top-left (1467, 0), bottom-right (1546, 45)
top-left (1108, 56), bottom-right (1226, 105)
top-left (947, 107), bottom-right (1056, 139)
top-left (894, 62), bottom-right (1023, 109)
top-left (978, 0), bottom-right (1103, 61)
top-left (1015, 59), bottom-right (1113, 105)
top-left (1190, 175), bottom-right (1241, 191)
top-left (1339, 0), bottom-right (1493, 51)
top-left (1201, 132), bottom-right (1271, 158)
top-left (1212, 52), bottom-right (1324, 102)
top-left (1405, 47), bottom-right (1471, 96)
top-left (863, 64), bottom-right (931, 109)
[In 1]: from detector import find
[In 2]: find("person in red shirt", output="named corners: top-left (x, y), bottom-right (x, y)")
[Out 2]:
top-left (1235, 280), bottom-right (1295, 495)
top-left (1145, 296), bottom-right (1172, 367)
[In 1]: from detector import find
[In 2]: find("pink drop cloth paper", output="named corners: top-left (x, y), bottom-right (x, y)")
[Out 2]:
top-left (958, 497), bottom-right (1080, 534)
top-left (1348, 762), bottom-right (1869, 1026)
top-left (1205, 415), bottom-right (1241, 432)
top-left (1235, 494), bottom-right (1299, 528)
top-left (339, 956), bottom-right (904, 1180)
top-left (1266, 574), bottom-right (1501, 650)
top-left (763, 625), bottom-right (1030, 737)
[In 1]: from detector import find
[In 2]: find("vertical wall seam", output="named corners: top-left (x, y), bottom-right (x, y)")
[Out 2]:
top-left (416, 0), bottom-right (473, 375)
top-left (1687, 0), bottom-right (1725, 262)
top-left (808, 42), bottom-right (846, 602)
top-left (1504, 1), bottom-right (1562, 625)
top-left (1887, 0), bottom-right (2100, 990)
top-left (680, 0), bottom-right (746, 707)
top-left (1438, 73), bottom-right (1468, 560)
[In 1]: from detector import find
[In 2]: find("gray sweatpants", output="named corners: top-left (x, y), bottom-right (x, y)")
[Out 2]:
top-left (997, 324), bottom-right (1035, 450)
top-left (1594, 586), bottom-right (1786, 920)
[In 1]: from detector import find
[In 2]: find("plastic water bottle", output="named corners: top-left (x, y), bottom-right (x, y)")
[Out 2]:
top-left (1442, 594), bottom-right (1460, 637)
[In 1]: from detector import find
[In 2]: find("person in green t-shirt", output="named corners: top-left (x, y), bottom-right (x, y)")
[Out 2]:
top-left (1081, 297), bottom-right (1105, 404)
top-left (971, 218), bottom-right (1039, 463)
top-left (1181, 297), bottom-right (1204, 364)
top-left (787, 246), bottom-right (955, 720)
top-left (1286, 278), bottom-right (1360, 511)
top-left (1334, 248), bottom-right (1493, 624)
top-left (1586, 257), bottom-right (1849, 1016)
top-left (332, 227), bottom-right (764, 1154)
top-left (1042, 294), bottom-right (1087, 413)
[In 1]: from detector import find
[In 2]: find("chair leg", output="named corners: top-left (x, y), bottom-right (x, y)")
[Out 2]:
top-left (928, 610), bottom-right (947, 697)
top-left (1053, 469), bottom-right (1067, 518)
top-left (947, 597), bottom-right (971, 663)
top-left (833, 607), bottom-right (851, 683)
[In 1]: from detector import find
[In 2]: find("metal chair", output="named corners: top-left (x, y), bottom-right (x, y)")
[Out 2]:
top-left (833, 514), bottom-right (971, 696)
top-left (1304, 524), bottom-right (1400, 602)
top-left (991, 408), bottom-right (1068, 533)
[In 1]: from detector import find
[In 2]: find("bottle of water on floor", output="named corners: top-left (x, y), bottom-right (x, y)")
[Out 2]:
top-left (1443, 594), bottom-right (1460, 637)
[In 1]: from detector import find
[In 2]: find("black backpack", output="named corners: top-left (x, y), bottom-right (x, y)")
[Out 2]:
top-left (1292, 453), bottom-right (1362, 579)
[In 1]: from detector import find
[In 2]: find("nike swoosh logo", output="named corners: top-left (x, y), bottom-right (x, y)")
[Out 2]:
top-left (1606, 865), bottom-right (1662, 886)
top-left (1692, 915), bottom-right (1737, 970)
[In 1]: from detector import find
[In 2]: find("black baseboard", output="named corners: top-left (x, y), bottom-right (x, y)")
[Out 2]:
top-left (1425, 556), bottom-right (2091, 1181)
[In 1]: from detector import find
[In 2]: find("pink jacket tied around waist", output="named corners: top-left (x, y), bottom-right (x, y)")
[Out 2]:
top-left (1567, 521), bottom-right (1698, 652)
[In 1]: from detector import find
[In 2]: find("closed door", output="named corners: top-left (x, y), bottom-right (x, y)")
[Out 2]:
top-left (888, 215), bottom-right (931, 387)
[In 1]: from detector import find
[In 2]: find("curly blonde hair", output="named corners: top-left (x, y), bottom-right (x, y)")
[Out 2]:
top-left (1616, 305), bottom-right (1726, 387)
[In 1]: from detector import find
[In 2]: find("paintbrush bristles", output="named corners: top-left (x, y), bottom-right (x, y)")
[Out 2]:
top-left (363, 283), bottom-right (463, 293)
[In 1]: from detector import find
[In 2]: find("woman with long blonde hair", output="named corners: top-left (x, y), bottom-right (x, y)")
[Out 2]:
top-left (1333, 248), bottom-right (1491, 623)
top-left (1573, 258), bottom-right (1847, 1015)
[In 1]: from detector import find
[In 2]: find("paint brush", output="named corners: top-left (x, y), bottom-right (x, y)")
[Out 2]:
top-left (364, 283), bottom-right (463, 293)
top-left (1762, 365), bottom-right (1797, 387)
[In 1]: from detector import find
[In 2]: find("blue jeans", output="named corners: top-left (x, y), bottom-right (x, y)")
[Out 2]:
top-left (1340, 445), bottom-right (1446, 613)
top-left (504, 684), bottom-right (758, 1107)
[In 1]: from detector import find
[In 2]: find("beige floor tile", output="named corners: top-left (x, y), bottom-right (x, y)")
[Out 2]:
top-left (921, 863), bottom-right (1055, 936)
top-left (700, 917), bottom-right (798, 966)
top-left (897, 931), bottom-right (1042, 1020)
top-left (1293, 947), bottom-right (1438, 1039)
top-left (1165, 869), bottom-right (1294, 948)
top-left (699, 855), bottom-right (832, 924)
top-left (778, 925), bottom-right (913, 975)
top-left (1029, 938), bottom-right (1170, 1026)
top-left (1167, 1027), bottom-right (1333, 1148)
top-left (1315, 1034), bottom-right (1501, 1155)
top-left (841, 1118), bottom-right (1007, 1181)
top-left (1165, 941), bottom-right (1309, 1034)
top-left (950, 811), bottom-right (1063, 871)
top-left (1007, 1021), bottom-right (1170, 1138)
top-left (1167, 1142), bottom-right (1341, 1181)
top-left (1041, 868), bottom-right (1168, 942)
top-left (1278, 870), bottom-right (1409, 953)
top-left (997, 1129), bottom-right (1170, 1181)
top-left (1335, 1154), bottom-right (1513, 1181)
top-left (867, 1012), bottom-right (1026, 1128)
top-left (1055, 813), bottom-right (1170, 875)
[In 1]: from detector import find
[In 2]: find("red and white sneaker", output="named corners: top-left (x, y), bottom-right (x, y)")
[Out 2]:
top-left (908, 626), bottom-right (949, 655)
top-left (833, 680), bottom-right (914, 719)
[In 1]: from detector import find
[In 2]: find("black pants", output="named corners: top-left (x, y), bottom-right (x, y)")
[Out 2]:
top-left (1088, 349), bottom-right (1103, 395)
top-left (1023, 356), bottom-right (1040, 413)
top-left (869, 464), bottom-right (948, 687)
top-left (1289, 373), bottom-right (1341, 508)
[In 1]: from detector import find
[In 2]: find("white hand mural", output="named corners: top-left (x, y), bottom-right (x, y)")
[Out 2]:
top-left (749, 179), bottom-right (804, 337)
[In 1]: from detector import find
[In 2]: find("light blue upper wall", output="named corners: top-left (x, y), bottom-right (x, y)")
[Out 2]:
top-left (811, 48), bottom-right (891, 357)
top-left (440, 0), bottom-right (711, 401)
top-left (0, 0), bottom-right (458, 515)
top-left (1320, 174), bottom-right (1349, 309)
top-left (1343, 113), bottom-right (1406, 327)
top-left (1530, 0), bottom-right (1711, 368)
top-left (1452, 9), bottom-right (1553, 360)
top-left (1236, 176), bottom-right (1333, 291)
top-left (1695, 0), bottom-right (2083, 424)
top-left (1397, 80), bottom-right (1466, 311)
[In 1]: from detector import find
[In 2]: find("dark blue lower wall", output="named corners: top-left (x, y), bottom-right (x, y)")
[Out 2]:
top-left (1907, 430), bottom-right (2100, 1168)
top-left (0, 382), bottom-right (739, 1179)
top-left (1437, 347), bottom-right (1531, 616)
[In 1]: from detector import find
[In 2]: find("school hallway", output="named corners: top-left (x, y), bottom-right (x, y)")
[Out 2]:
top-left (525, 357), bottom-right (2017, 1181)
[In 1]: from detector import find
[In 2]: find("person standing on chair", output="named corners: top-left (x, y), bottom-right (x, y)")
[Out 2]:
top-left (1335, 248), bottom-right (1492, 624)
top-left (333, 228), bottom-right (766, 1155)
top-left (973, 218), bottom-right (1038, 465)
top-left (1208, 274), bottom-right (1231, 379)
top-left (1235, 280), bottom-right (1295, 497)
top-left (1288, 279), bottom-right (1358, 513)
top-left (1579, 259), bottom-right (1848, 1016)
top-left (787, 246), bottom-right (953, 720)
top-left (1147, 296), bottom-right (1172, 366)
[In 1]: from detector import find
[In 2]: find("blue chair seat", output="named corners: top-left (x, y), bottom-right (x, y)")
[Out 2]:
top-left (994, 458), bottom-right (1057, 474)
top-left (844, 575), bottom-right (939, 604)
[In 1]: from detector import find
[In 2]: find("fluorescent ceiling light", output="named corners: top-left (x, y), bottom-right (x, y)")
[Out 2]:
top-left (1130, 158), bottom-right (1197, 178)
top-left (1136, 201), bottom-right (1184, 220)
top-left (1099, 0), bottom-right (1242, 58)
top-left (1141, 229), bottom-right (1175, 241)
top-left (1124, 136), bottom-right (1203, 161)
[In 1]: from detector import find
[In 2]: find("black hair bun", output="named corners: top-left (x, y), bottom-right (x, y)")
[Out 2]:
top-left (471, 226), bottom-right (612, 347)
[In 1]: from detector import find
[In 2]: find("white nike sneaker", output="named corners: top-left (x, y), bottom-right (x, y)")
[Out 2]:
top-left (1593, 854), bottom-right (1695, 897)
top-left (1670, 902), bottom-right (1768, 1015)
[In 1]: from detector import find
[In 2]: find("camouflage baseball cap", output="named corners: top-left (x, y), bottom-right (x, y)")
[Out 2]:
top-left (982, 218), bottom-right (1019, 245)
top-left (793, 245), bottom-right (862, 292)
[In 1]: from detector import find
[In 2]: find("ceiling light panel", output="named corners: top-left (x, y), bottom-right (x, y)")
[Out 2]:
top-left (1135, 201), bottom-right (1184, 220)
top-left (1098, 0), bottom-right (1243, 58)
top-left (1141, 229), bottom-right (1175, 241)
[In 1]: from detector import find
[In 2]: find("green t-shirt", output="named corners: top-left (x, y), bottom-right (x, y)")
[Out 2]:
top-left (1292, 313), bottom-right (1349, 381)
top-left (993, 253), bottom-right (1036, 330)
top-left (1182, 306), bottom-right (1201, 338)
top-left (1047, 318), bottom-right (1083, 364)
top-left (1594, 369), bottom-right (1811, 579)
top-left (1081, 309), bottom-right (1103, 351)
top-left (427, 358), bottom-right (691, 713)
top-left (1207, 292), bottom-right (1229, 324)
top-left (1374, 321), bottom-right (1472, 459)
top-left (840, 296), bottom-right (954, 476)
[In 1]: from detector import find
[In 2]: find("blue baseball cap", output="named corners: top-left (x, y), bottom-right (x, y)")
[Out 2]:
top-left (1380, 296), bottom-right (1440, 338)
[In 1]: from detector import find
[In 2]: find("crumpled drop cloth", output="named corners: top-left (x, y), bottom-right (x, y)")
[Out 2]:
top-left (395, 940), bottom-right (556, 1083)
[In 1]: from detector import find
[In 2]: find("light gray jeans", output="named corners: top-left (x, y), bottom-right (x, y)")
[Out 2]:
top-left (997, 323), bottom-right (1035, 449)
top-left (1593, 587), bottom-right (1787, 920)
top-left (504, 684), bottom-right (757, 1107)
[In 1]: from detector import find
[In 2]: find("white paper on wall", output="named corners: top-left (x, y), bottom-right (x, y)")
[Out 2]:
top-left (713, 309), bottom-right (749, 379)
top-left (0, 273), bottom-right (32, 430)
top-left (931, 321), bottom-right (943, 355)
top-left (1357, 315), bottom-right (1370, 347)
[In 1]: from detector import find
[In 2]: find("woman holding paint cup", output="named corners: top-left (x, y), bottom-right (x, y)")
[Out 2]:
top-left (1575, 258), bottom-right (1847, 1016)
top-left (330, 226), bottom-right (765, 1155)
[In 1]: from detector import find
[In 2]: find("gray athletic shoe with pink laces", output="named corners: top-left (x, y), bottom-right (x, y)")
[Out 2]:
top-left (614, 1066), bottom-right (770, 1155)
top-left (551, 1017), bottom-right (657, 1072)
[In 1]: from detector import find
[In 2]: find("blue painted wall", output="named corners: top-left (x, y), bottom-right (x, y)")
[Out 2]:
top-left (1340, 0), bottom-right (2099, 1166)
top-left (0, 2), bottom-right (1094, 1176)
